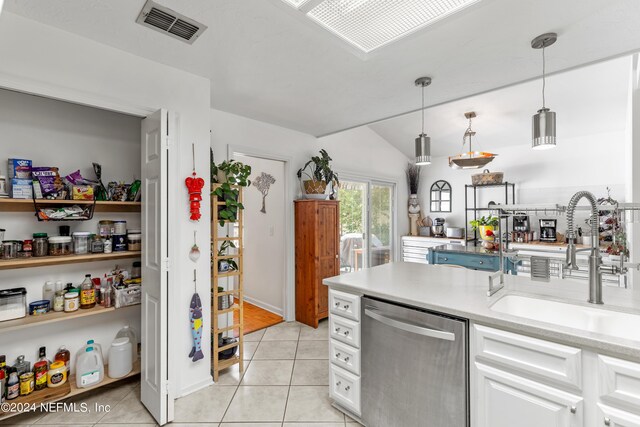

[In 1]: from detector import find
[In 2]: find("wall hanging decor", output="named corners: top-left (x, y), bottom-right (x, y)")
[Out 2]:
top-left (189, 230), bottom-right (200, 262)
top-left (430, 180), bottom-right (452, 212)
top-left (185, 144), bottom-right (205, 221)
top-left (406, 163), bottom-right (422, 236)
top-left (189, 270), bottom-right (204, 362)
top-left (252, 172), bottom-right (276, 213)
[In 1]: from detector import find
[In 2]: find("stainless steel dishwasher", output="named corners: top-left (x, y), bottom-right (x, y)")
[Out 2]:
top-left (361, 297), bottom-right (469, 427)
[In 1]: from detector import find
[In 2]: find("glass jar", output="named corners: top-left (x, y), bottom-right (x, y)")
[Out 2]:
top-left (64, 292), bottom-right (79, 312)
top-left (98, 220), bottom-right (114, 238)
top-left (48, 236), bottom-right (72, 256)
top-left (72, 232), bottom-right (91, 255)
top-left (32, 233), bottom-right (48, 257)
top-left (91, 235), bottom-right (104, 253)
top-left (127, 234), bottom-right (141, 251)
top-left (22, 239), bottom-right (33, 253)
top-left (53, 290), bottom-right (65, 312)
top-left (114, 221), bottom-right (127, 235)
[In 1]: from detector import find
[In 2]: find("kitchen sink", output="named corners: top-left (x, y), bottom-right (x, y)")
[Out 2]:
top-left (490, 294), bottom-right (640, 342)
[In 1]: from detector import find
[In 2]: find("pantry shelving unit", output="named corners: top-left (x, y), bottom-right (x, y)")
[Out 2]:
top-left (0, 360), bottom-right (141, 419)
top-left (0, 197), bottom-right (142, 421)
top-left (211, 184), bottom-right (244, 381)
top-left (0, 250), bottom-right (141, 270)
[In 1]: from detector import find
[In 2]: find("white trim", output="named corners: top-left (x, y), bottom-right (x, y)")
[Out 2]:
top-left (226, 144), bottom-right (296, 322)
top-left (176, 377), bottom-right (214, 398)
top-left (244, 295), bottom-right (284, 317)
top-left (338, 171), bottom-right (400, 265)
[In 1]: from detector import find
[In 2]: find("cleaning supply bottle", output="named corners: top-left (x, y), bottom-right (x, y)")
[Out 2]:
top-left (75, 346), bottom-right (104, 388)
top-left (6, 368), bottom-right (18, 400)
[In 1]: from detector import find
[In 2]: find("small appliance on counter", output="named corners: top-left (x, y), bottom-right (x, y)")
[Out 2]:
top-left (431, 218), bottom-right (446, 237)
top-left (539, 219), bottom-right (557, 242)
top-left (512, 213), bottom-right (534, 242)
top-left (446, 227), bottom-right (464, 239)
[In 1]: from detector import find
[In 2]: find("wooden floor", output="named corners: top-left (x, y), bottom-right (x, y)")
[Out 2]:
top-left (235, 299), bottom-right (283, 335)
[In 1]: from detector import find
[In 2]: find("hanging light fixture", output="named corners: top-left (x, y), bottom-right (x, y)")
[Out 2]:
top-left (531, 32), bottom-right (558, 150)
top-left (449, 112), bottom-right (497, 169)
top-left (414, 76), bottom-right (432, 166)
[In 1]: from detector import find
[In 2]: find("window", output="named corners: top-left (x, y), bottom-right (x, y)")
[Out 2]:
top-left (338, 178), bottom-right (396, 272)
top-left (430, 180), bottom-right (451, 212)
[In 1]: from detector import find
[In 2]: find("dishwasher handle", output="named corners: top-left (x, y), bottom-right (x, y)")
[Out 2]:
top-left (364, 308), bottom-right (456, 341)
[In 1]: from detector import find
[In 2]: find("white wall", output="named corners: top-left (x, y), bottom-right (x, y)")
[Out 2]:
top-left (420, 131), bottom-right (627, 235)
top-left (211, 109), bottom-right (411, 319)
top-left (233, 154), bottom-right (286, 315)
top-left (0, 11), bottom-right (212, 400)
top-left (0, 88), bottom-right (142, 370)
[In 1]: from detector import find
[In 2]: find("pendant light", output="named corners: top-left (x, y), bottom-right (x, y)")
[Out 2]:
top-left (449, 112), bottom-right (497, 169)
top-left (414, 76), bottom-right (432, 165)
top-left (531, 32), bottom-right (558, 150)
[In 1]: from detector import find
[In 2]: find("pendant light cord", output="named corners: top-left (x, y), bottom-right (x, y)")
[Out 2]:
top-left (542, 46), bottom-right (546, 109)
top-left (421, 84), bottom-right (425, 135)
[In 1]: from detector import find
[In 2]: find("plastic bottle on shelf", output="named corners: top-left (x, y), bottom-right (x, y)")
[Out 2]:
top-left (75, 346), bottom-right (104, 388)
top-left (43, 281), bottom-right (55, 306)
top-left (54, 346), bottom-right (71, 374)
top-left (108, 337), bottom-right (133, 378)
top-left (76, 340), bottom-right (103, 367)
top-left (6, 368), bottom-right (18, 400)
top-left (33, 346), bottom-right (49, 391)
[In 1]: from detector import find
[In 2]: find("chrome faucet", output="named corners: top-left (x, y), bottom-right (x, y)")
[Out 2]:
top-left (565, 191), bottom-right (603, 304)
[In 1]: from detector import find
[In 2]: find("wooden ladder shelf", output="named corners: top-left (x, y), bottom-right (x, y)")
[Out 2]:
top-left (211, 184), bottom-right (244, 382)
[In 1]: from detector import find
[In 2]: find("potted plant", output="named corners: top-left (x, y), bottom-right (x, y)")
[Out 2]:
top-left (296, 149), bottom-right (339, 199)
top-left (217, 239), bottom-right (238, 273)
top-left (211, 158), bottom-right (251, 226)
top-left (470, 216), bottom-right (499, 241)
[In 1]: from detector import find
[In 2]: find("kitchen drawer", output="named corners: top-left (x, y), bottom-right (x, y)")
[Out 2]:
top-left (598, 355), bottom-right (640, 409)
top-left (433, 251), bottom-right (499, 271)
top-left (329, 289), bottom-right (360, 321)
top-left (474, 324), bottom-right (582, 390)
top-left (597, 403), bottom-right (640, 427)
top-left (330, 339), bottom-right (360, 375)
top-left (330, 315), bottom-right (360, 348)
top-left (330, 364), bottom-right (361, 415)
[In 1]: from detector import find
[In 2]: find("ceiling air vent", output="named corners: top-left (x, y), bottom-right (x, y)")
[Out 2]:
top-left (136, 0), bottom-right (207, 44)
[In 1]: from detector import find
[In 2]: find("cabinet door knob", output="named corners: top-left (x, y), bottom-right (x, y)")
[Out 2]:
top-left (335, 327), bottom-right (341, 333)
top-left (570, 406), bottom-right (576, 414)
top-left (335, 353), bottom-right (341, 358)
top-left (343, 304), bottom-right (350, 309)
top-left (336, 381), bottom-right (342, 387)
top-left (344, 356), bottom-right (350, 362)
top-left (443, 257), bottom-right (448, 261)
top-left (336, 254), bottom-right (339, 259)
top-left (335, 301), bottom-right (340, 307)
top-left (344, 331), bottom-right (350, 336)
top-left (604, 418), bottom-right (611, 426)
top-left (478, 261), bottom-right (484, 265)
top-left (345, 385), bottom-right (350, 391)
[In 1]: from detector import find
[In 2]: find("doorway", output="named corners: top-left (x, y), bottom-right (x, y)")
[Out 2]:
top-left (232, 153), bottom-right (286, 333)
top-left (339, 178), bottom-right (396, 273)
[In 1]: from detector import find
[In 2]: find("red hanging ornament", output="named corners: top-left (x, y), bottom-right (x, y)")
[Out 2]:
top-left (185, 171), bottom-right (205, 221)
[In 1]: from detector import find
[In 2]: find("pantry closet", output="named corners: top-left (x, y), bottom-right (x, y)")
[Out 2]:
top-left (0, 89), bottom-right (167, 422)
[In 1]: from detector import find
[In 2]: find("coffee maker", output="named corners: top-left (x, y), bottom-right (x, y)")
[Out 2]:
top-left (512, 213), bottom-right (532, 243)
top-left (539, 219), bottom-right (557, 242)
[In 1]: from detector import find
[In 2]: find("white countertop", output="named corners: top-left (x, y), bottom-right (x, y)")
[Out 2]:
top-left (323, 262), bottom-right (640, 359)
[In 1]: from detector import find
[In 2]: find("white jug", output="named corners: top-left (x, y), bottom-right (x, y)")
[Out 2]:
top-left (108, 337), bottom-right (133, 379)
top-left (115, 326), bottom-right (138, 363)
top-left (75, 346), bottom-right (104, 388)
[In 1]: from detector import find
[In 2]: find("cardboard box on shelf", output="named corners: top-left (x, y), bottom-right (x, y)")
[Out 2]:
top-left (8, 159), bottom-right (32, 179)
top-left (10, 178), bottom-right (33, 199)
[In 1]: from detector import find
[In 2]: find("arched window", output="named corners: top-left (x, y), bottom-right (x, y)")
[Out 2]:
top-left (430, 180), bottom-right (451, 212)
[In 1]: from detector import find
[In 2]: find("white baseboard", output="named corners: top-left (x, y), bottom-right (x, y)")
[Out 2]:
top-left (244, 295), bottom-right (283, 317)
top-left (177, 377), bottom-right (214, 398)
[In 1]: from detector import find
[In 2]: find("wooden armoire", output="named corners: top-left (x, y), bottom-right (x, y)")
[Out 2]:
top-left (294, 199), bottom-right (340, 328)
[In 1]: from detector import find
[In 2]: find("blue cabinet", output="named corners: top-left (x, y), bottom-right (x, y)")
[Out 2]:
top-left (428, 249), bottom-right (517, 274)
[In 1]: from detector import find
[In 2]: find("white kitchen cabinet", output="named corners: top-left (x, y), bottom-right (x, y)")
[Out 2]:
top-left (401, 236), bottom-right (463, 263)
top-left (475, 362), bottom-right (584, 427)
top-left (597, 404), bottom-right (640, 427)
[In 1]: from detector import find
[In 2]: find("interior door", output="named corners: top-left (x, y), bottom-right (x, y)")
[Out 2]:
top-left (317, 202), bottom-right (339, 317)
top-left (140, 109), bottom-right (169, 425)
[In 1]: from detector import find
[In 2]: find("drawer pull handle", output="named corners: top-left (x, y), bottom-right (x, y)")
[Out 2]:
top-left (345, 385), bottom-right (350, 391)
top-left (336, 381), bottom-right (342, 387)
top-left (478, 261), bottom-right (484, 265)
top-left (344, 304), bottom-right (350, 309)
top-left (335, 327), bottom-right (341, 333)
top-left (570, 406), bottom-right (576, 414)
top-left (442, 257), bottom-right (448, 261)
top-left (335, 302), bottom-right (340, 307)
top-left (344, 356), bottom-right (350, 362)
top-left (344, 331), bottom-right (350, 336)
top-left (604, 418), bottom-right (611, 426)
top-left (335, 352), bottom-right (341, 358)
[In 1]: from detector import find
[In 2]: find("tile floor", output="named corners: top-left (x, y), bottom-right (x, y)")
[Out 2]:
top-left (2, 320), bottom-right (362, 427)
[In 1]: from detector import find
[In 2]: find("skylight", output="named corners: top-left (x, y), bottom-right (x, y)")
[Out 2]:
top-left (284, 0), bottom-right (481, 53)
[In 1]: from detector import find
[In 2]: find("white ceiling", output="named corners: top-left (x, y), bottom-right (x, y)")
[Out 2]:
top-left (4, 0), bottom-right (640, 137)
top-left (369, 55), bottom-right (631, 158)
